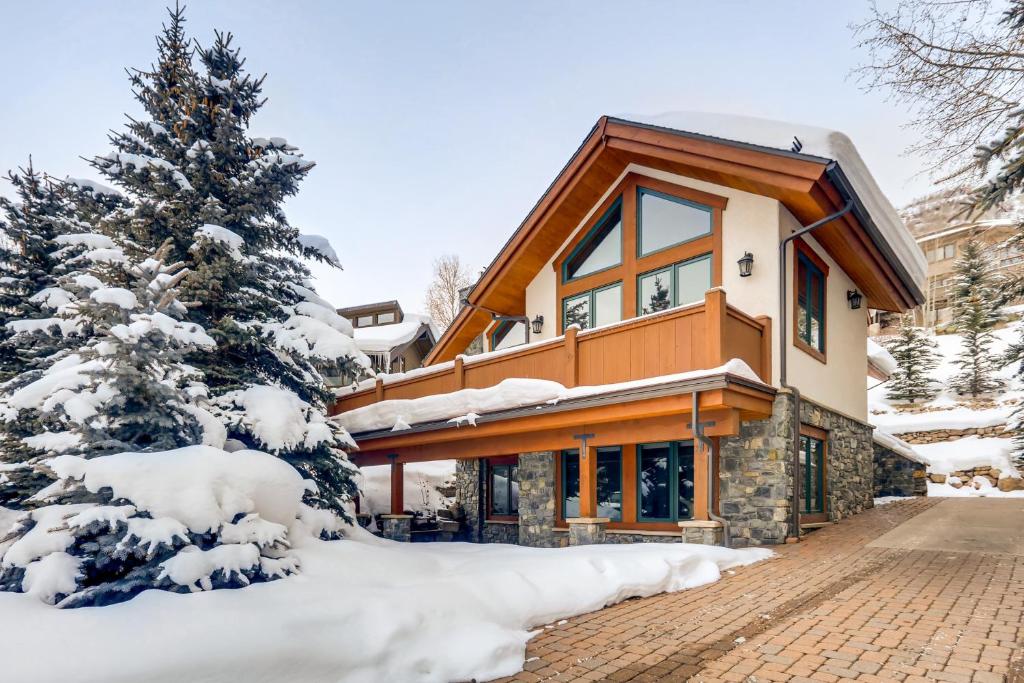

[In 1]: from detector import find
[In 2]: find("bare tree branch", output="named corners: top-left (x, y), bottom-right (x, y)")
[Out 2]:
top-left (423, 253), bottom-right (473, 330)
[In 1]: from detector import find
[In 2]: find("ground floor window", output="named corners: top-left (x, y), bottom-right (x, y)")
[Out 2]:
top-left (561, 447), bottom-right (623, 520)
top-left (487, 457), bottom-right (519, 519)
top-left (800, 432), bottom-right (826, 515)
top-left (637, 441), bottom-right (695, 522)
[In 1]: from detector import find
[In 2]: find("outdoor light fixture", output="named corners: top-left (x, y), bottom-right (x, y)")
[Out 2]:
top-left (531, 315), bottom-right (544, 335)
top-left (847, 289), bottom-right (863, 310)
top-left (737, 252), bottom-right (754, 278)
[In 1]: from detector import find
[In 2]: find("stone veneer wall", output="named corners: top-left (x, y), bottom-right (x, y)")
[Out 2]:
top-left (455, 459), bottom-right (483, 542)
top-left (873, 443), bottom-right (927, 497)
top-left (517, 451), bottom-right (558, 547)
top-left (719, 393), bottom-right (794, 547)
top-left (719, 391), bottom-right (875, 547)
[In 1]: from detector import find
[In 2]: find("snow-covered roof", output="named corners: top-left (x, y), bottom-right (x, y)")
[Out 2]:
top-left (352, 319), bottom-right (435, 354)
top-left (867, 338), bottom-right (897, 378)
top-left (617, 112), bottom-right (928, 294)
top-left (872, 429), bottom-right (928, 465)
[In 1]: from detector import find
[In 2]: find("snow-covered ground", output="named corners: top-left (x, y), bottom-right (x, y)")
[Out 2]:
top-left (0, 527), bottom-right (771, 683)
top-left (358, 459), bottom-right (456, 516)
top-left (870, 322), bottom-right (1023, 496)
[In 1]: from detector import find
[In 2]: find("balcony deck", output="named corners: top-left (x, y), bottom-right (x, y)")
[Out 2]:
top-left (332, 289), bottom-right (772, 424)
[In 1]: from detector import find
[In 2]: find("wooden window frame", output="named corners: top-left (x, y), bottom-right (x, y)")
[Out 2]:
top-left (485, 455), bottom-right (519, 522)
top-left (792, 238), bottom-right (828, 364)
top-left (798, 425), bottom-right (828, 523)
top-left (559, 447), bottom-right (624, 522)
top-left (561, 280), bottom-right (623, 331)
top-left (553, 173), bottom-right (726, 335)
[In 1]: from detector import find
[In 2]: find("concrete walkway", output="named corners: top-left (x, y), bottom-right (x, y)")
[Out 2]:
top-left (501, 498), bottom-right (1024, 682)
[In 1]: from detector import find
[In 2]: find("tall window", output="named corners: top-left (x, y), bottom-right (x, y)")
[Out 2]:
top-left (796, 248), bottom-right (826, 357)
top-left (800, 433), bottom-right (825, 515)
top-left (562, 282), bottom-right (622, 330)
top-left (490, 320), bottom-right (526, 351)
top-left (564, 199), bottom-right (622, 281)
top-left (488, 458), bottom-right (519, 518)
top-left (637, 441), bottom-right (695, 522)
top-left (561, 447), bottom-right (623, 521)
top-left (637, 187), bottom-right (712, 256)
top-left (637, 254), bottom-right (712, 315)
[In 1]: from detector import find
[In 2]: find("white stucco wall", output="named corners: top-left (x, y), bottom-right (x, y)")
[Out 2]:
top-left (512, 164), bottom-right (869, 421)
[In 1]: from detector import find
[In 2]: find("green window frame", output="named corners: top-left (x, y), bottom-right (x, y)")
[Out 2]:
top-left (562, 198), bottom-right (623, 283)
top-left (489, 319), bottom-right (526, 351)
top-left (488, 460), bottom-right (519, 517)
top-left (560, 447), bottom-right (623, 521)
top-left (796, 251), bottom-right (826, 353)
top-left (562, 281), bottom-right (622, 331)
top-left (636, 187), bottom-right (713, 257)
top-left (636, 253), bottom-right (712, 316)
top-left (800, 434), bottom-right (825, 515)
top-left (636, 441), bottom-right (696, 522)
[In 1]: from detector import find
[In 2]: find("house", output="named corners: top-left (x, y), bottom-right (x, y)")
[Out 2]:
top-left (886, 187), bottom-right (1024, 330)
top-left (334, 300), bottom-right (437, 379)
top-left (332, 113), bottom-right (927, 548)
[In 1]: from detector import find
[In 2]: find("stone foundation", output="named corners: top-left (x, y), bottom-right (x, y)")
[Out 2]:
top-left (679, 520), bottom-right (725, 545)
top-left (567, 518), bottom-right (608, 545)
top-left (801, 400), bottom-right (874, 522)
top-left (483, 521), bottom-right (519, 544)
top-left (873, 443), bottom-right (927, 497)
top-left (379, 514), bottom-right (412, 542)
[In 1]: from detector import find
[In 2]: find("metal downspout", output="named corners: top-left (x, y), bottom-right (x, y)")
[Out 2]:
top-left (778, 200), bottom-right (853, 541)
top-left (692, 391), bottom-right (729, 547)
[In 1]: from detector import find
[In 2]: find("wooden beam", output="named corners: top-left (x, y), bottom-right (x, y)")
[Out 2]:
top-left (578, 445), bottom-right (598, 518)
top-left (389, 460), bottom-right (404, 515)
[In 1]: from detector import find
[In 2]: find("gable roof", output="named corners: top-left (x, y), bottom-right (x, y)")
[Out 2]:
top-left (426, 114), bottom-right (927, 365)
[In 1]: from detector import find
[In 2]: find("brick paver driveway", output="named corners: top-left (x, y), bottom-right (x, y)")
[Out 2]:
top-left (503, 498), bottom-right (1024, 683)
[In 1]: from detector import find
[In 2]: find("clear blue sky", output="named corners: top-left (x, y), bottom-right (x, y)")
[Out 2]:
top-left (1, 1), bottom-right (927, 315)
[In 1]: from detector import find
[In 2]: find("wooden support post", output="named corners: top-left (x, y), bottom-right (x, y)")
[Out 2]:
top-left (704, 288), bottom-right (726, 367)
top-left (389, 459), bottom-right (404, 515)
top-left (564, 326), bottom-right (579, 388)
top-left (454, 355), bottom-right (465, 390)
top-left (692, 437), bottom-right (709, 521)
top-left (578, 445), bottom-right (598, 518)
top-left (755, 315), bottom-right (772, 384)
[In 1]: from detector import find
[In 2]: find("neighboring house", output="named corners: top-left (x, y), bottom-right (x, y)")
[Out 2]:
top-left (885, 187), bottom-right (1024, 329)
top-left (332, 113), bottom-right (926, 548)
top-left (335, 300), bottom-right (437, 379)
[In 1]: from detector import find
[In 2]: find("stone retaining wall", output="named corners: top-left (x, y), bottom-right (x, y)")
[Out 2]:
top-left (895, 424), bottom-right (1007, 444)
top-left (873, 443), bottom-right (927, 497)
top-left (931, 466), bottom-right (1024, 492)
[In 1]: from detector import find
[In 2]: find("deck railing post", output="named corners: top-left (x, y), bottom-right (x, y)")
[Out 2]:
top-left (755, 314), bottom-right (773, 384)
top-left (374, 377), bottom-right (385, 402)
top-left (704, 288), bottom-right (727, 367)
top-left (565, 325), bottom-right (579, 388)
top-left (454, 355), bottom-right (465, 390)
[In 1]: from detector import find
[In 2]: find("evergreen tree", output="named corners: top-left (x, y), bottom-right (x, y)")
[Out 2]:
top-left (642, 275), bottom-right (671, 315)
top-left (86, 8), bottom-right (369, 515)
top-left (949, 238), bottom-right (1005, 396)
top-left (884, 317), bottom-right (941, 403)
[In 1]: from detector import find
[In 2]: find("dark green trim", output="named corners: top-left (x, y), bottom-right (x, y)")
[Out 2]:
top-left (796, 251), bottom-right (826, 352)
top-left (636, 186), bottom-right (713, 258)
top-left (636, 253), bottom-right (712, 315)
top-left (636, 441), bottom-right (695, 522)
top-left (799, 434), bottom-right (825, 514)
top-left (562, 280), bottom-right (622, 331)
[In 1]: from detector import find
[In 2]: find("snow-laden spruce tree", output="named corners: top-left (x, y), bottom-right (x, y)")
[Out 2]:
top-left (885, 317), bottom-right (941, 403)
top-left (949, 238), bottom-right (1005, 397)
top-left (85, 7), bottom-right (369, 515)
top-left (0, 167), bottom-right (128, 506)
top-left (0, 243), bottom-right (319, 607)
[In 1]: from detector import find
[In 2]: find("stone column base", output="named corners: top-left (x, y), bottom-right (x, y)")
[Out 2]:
top-left (678, 520), bottom-right (724, 546)
top-left (380, 514), bottom-right (413, 542)
top-left (567, 517), bottom-right (609, 545)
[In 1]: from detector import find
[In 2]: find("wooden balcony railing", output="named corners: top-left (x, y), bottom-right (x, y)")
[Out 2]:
top-left (332, 289), bottom-right (772, 415)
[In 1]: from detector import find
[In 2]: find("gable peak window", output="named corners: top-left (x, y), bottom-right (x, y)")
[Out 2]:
top-left (490, 319), bottom-right (526, 351)
top-left (564, 199), bottom-right (622, 281)
top-left (637, 187), bottom-right (712, 257)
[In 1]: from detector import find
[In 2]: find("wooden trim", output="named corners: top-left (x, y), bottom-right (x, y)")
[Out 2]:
top-left (792, 238), bottom-right (828, 365)
top-left (553, 172), bottom-right (724, 335)
top-left (389, 461), bottom-right (404, 515)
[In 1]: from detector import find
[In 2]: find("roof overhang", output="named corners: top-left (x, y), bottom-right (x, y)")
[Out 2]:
top-left (426, 117), bottom-right (924, 364)
top-left (346, 371), bottom-right (775, 466)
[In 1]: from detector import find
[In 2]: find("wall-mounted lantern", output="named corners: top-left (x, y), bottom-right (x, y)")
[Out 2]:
top-left (531, 315), bottom-right (544, 335)
top-left (737, 252), bottom-right (754, 278)
top-left (847, 289), bottom-right (863, 310)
